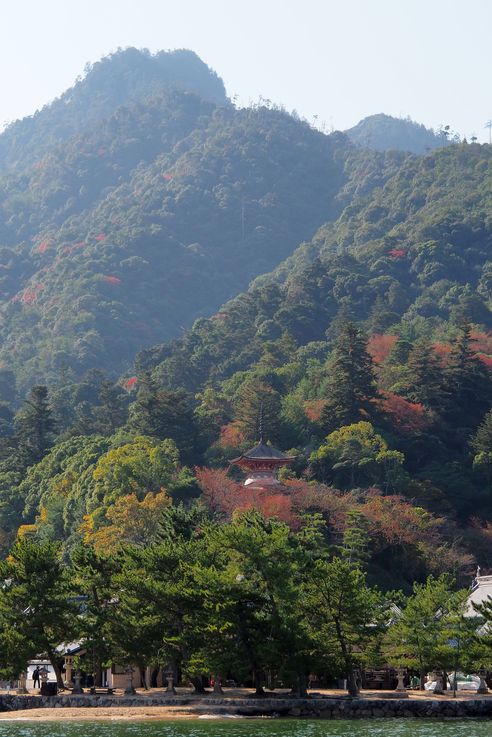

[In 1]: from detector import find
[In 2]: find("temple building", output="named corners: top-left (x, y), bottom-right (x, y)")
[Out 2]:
top-left (231, 437), bottom-right (294, 490)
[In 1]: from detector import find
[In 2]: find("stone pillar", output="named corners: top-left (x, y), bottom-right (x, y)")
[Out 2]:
top-left (395, 666), bottom-right (408, 696)
top-left (64, 657), bottom-right (73, 687)
top-left (72, 669), bottom-right (83, 694)
top-left (477, 669), bottom-right (489, 694)
top-left (16, 671), bottom-right (28, 694)
top-left (124, 666), bottom-right (136, 695)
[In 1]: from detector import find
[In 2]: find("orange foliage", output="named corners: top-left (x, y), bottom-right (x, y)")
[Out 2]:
top-left (83, 491), bottom-right (171, 551)
top-left (367, 334), bottom-right (398, 364)
top-left (380, 390), bottom-right (432, 433)
top-left (304, 399), bottom-right (329, 422)
top-left (217, 421), bottom-right (245, 449)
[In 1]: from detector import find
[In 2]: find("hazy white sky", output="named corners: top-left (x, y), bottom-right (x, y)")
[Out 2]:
top-left (1, 0), bottom-right (491, 140)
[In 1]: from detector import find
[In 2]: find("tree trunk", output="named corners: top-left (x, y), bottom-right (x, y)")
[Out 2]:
top-left (420, 668), bottom-right (425, 691)
top-left (347, 669), bottom-right (359, 697)
top-left (151, 667), bottom-right (159, 688)
top-left (254, 669), bottom-right (265, 696)
top-left (290, 673), bottom-right (308, 697)
top-left (47, 647), bottom-right (64, 688)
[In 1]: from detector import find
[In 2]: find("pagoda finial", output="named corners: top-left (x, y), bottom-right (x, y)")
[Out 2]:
top-left (258, 401), bottom-right (264, 443)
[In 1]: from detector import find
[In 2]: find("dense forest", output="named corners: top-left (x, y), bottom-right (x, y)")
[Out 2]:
top-left (0, 47), bottom-right (492, 604)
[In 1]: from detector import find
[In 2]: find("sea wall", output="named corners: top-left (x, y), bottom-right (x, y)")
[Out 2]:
top-left (0, 694), bottom-right (491, 718)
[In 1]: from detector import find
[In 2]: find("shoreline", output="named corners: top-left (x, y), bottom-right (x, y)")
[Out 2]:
top-left (0, 690), bottom-right (491, 721)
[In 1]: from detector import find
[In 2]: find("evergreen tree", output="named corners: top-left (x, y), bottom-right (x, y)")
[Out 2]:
top-left (15, 385), bottom-right (56, 467)
top-left (93, 379), bottom-right (128, 435)
top-left (443, 321), bottom-right (492, 430)
top-left (234, 378), bottom-right (283, 444)
top-left (0, 538), bottom-right (77, 686)
top-left (321, 322), bottom-right (378, 432)
top-left (129, 373), bottom-right (198, 464)
top-left (402, 339), bottom-right (446, 411)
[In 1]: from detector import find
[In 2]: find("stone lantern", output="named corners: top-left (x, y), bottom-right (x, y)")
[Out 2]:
top-left (164, 668), bottom-right (176, 695)
top-left (64, 656), bottom-right (74, 688)
top-left (124, 666), bottom-right (136, 695)
top-left (394, 666), bottom-right (408, 696)
top-left (16, 671), bottom-right (28, 694)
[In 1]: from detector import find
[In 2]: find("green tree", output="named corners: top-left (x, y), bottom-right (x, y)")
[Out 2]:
top-left (402, 339), bottom-right (446, 412)
top-left (304, 556), bottom-right (384, 696)
top-left (383, 574), bottom-right (459, 688)
top-left (321, 323), bottom-right (378, 432)
top-left (15, 385), bottom-right (56, 467)
top-left (129, 373), bottom-right (198, 464)
top-left (93, 379), bottom-right (128, 435)
top-left (0, 538), bottom-right (77, 686)
top-left (234, 378), bottom-right (284, 444)
top-left (309, 421), bottom-right (405, 490)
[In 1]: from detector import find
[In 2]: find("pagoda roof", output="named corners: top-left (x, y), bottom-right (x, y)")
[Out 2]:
top-left (231, 439), bottom-right (295, 464)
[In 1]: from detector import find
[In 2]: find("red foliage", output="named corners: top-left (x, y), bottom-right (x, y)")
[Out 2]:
top-left (432, 342), bottom-right (452, 362)
top-left (217, 422), bottom-right (245, 449)
top-left (35, 241), bottom-right (51, 254)
top-left (124, 376), bottom-right (137, 390)
top-left (162, 172), bottom-right (174, 181)
top-left (196, 467), bottom-right (299, 526)
top-left (94, 234), bottom-right (107, 242)
top-left (20, 282), bottom-right (44, 305)
top-left (195, 468), bottom-right (243, 516)
top-left (380, 390), bottom-right (432, 433)
top-left (304, 399), bottom-right (328, 422)
top-left (367, 334), bottom-right (398, 364)
top-left (103, 275), bottom-right (122, 285)
top-left (388, 248), bottom-right (407, 259)
top-left (97, 147), bottom-right (106, 157)
top-left (478, 354), bottom-right (492, 370)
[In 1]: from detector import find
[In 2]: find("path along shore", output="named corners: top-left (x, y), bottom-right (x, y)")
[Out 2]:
top-left (1, 688), bottom-right (492, 720)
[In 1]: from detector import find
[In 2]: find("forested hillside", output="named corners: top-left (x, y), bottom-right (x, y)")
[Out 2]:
top-left (0, 47), bottom-right (228, 174)
top-left (0, 49), bottom-right (408, 389)
top-left (1, 49), bottom-right (492, 594)
top-left (346, 113), bottom-right (451, 154)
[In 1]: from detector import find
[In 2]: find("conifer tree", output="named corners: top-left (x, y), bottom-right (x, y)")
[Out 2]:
top-left (443, 321), bottom-right (492, 430)
top-left (321, 322), bottom-right (378, 432)
top-left (234, 378), bottom-right (283, 444)
top-left (403, 339), bottom-right (446, 412)
top-left (15, 385), bottom-right (55, 467)
top-left (93, 379), bottom-right (128, 435)
top-left (129, 372), bottom-right (198, 463)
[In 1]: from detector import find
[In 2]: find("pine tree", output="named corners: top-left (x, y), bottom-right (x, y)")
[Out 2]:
top-left (129, 373), bottom-right (198, 464)
top-left (321, 322), bottom-right (378, 432)
top-left (234, 378), bottom-right (283, 444)
top-left (444, 322), bottom-right (492, 430)
top-left (403, 339), bottom-right (446, 411)
top-left (15, 385), bottom-right (55, 466)
top-left (93, 379), bottom-right (128, 435)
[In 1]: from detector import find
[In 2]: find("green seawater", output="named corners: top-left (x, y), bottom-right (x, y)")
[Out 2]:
top-left (0, 719), bottom-right (489, 737)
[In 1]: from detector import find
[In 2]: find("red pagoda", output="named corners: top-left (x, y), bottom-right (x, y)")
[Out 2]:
top-left (231, 437), bottom-right (294, 490)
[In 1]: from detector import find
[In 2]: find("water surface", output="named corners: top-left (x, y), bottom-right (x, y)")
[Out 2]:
top-left (0, 719), bottom-right (489, 737)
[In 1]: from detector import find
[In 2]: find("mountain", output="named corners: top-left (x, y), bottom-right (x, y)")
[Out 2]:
top-left (140, 142), bottom-right (492, 392)
top-left (0, 52), bottom-right (409, 389)
top-left (346, 113), bottom-right (451, 154)
top-left (0, 47), bottom-right (228, 174)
